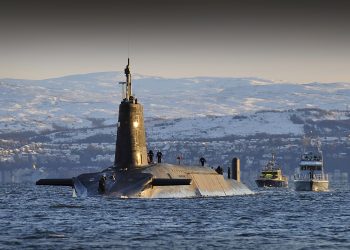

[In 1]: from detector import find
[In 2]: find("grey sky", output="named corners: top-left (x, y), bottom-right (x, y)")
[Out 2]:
top-left (1, 0), bottom-right (349, 82)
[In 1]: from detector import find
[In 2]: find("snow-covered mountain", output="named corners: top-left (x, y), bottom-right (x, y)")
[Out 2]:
top-left (1, 72), bottom-right (350, 135)
top-left (1, 73), bottom-right (350, 184)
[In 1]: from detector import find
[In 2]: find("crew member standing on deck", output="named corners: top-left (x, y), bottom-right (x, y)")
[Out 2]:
top-left (98, 175), bottom-right (107, 194)
top-left (199, 157), bottom-right (206, 166)
top-left (156, 151), bottom-right (163, 163)
top-left (215, 166), bottom-right (223, 175)
top-left (148, 150), bottom-right (154, 163)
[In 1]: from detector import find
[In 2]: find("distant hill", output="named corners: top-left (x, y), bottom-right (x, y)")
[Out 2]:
top-left (1, 73), bottom-right (350, 186)
top-left (1, 72), bottom-right (350, 134)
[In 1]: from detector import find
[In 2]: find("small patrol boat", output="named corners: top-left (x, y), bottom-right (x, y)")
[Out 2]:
top-left (294, 151), bottom-right (329, 191)
top-left (255, 153), bottom-right (288, 188)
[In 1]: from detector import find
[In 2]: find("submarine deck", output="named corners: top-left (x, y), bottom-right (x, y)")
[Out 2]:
top-left (74, 163), bottom-right (253, 198)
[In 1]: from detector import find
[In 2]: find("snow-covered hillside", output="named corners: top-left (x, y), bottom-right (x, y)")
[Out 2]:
top-left (147, 111), bottom-right (305, 140)
top-left (1, 72), bottom-right (350, 134)
top-left (2, 72), bottom-right (350, 185)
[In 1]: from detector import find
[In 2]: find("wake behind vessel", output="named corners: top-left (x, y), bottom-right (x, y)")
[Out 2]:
top-left (294, 151), bottom-right (329, 191)
top-left (255, 153), bottom-right (288, 188)
top-left (36, 59), bottom-right (253, 198)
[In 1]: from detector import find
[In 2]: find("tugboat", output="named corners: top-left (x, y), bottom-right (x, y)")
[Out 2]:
top-left (294, 150), bottom-right (329, 191)
top-left (255, 153), bottom-right (288, 188)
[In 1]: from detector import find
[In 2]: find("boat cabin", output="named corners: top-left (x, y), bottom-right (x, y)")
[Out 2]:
top-left (259, 169), bottom-right (281, 179)
top-left (299, 152), bottom-right (323, 171)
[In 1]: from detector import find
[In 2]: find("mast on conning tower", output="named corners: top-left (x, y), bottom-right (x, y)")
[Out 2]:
top-left (124, 58), bottom-right (132, 100)
top-left (118, 58), bottom-right (133, 101)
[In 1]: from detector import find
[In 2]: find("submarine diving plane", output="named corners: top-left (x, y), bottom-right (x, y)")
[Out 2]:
top-left (36, 59), bottom-right (253, 198)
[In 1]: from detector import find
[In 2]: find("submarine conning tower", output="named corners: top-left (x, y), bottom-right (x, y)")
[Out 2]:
top-left (114, 59), bottom-right (148, 169)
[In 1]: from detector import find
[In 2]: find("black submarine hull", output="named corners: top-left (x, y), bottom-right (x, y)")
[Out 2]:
top-left (70, 163), bottom-right (253, 198)
top-left (37, 164), bottom-right (253, 198)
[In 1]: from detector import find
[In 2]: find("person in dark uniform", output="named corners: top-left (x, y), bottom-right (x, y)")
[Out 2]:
top-left (215, 166), bottom-right (223, 175)
top-left (199, 157), bottom-right (206, 166)
top-left (156, 151), bottom-right (163, 163)
top-left (177, 155), bottom-right (182, 165)
top-left (98, 175), bottom-right (107, 194)
top-left (148, 150), bottom-right (154, 163)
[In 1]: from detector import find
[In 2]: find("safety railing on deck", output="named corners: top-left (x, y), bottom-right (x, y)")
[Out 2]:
top-left (294, 173), bottom-right (328, 181)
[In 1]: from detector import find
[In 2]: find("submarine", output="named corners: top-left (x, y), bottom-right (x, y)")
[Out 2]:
top-left (36, 59), bottom-right (253, 198)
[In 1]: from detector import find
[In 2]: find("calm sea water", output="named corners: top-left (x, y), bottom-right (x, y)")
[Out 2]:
top-left (0, 184), bottom-right (349, 249)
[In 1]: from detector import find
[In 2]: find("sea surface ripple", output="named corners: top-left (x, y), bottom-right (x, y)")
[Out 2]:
top-left (0, 184), bottom-right (349, 249)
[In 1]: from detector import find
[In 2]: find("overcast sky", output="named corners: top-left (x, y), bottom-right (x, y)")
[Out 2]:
top-left (1, 0), bottom-right (350, 82)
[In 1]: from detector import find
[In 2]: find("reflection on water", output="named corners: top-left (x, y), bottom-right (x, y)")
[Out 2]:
top-left (0, 184), bottom-right (349, 249)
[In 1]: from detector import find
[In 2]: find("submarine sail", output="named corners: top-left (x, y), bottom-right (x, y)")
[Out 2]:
top-left (115, 59), bottom-right (148, 169)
